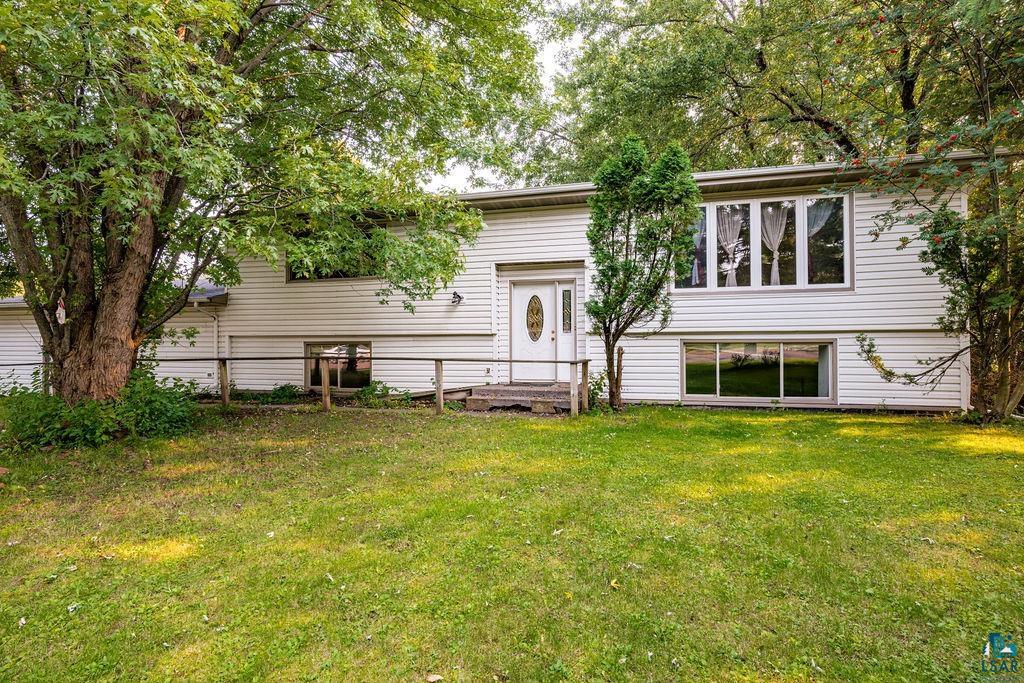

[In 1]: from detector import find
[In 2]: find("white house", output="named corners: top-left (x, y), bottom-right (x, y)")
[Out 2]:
top-left (0, 157), bottom-right (971, 410)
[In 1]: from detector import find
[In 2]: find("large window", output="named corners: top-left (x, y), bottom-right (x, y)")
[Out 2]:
top-left (682, 342), bottom-right (832, 401)
top-left (675, 194), bottom-right (848, 291)
top-left (306, 342), bottom-right (371, 391)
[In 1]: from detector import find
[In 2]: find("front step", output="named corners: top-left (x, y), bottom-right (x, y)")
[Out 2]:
top-left (466, 383), bottom-right (580, 413)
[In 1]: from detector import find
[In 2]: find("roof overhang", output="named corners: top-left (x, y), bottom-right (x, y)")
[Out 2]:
top-left (0, 286), bottom-right (228, 310)
top-left (458, 149), bottom-right (998, 211)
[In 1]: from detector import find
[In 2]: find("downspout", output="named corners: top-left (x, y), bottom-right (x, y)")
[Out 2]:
top-left (193, 301), bottom-right (220, 388)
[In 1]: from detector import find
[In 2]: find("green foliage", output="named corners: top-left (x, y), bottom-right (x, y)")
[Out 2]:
top-left (535, 0), bottom-right (1022, 420)
top-left (0, 0), bottom-right (542, 400)
top-left (230, 384), bottom-right (305, 405)
top-left (1, 370), bottom-right (197, 450)
top-left (840, 0), bottom-right (1024, 421)
top-left (444, 400), bottom-right (466, 412)
top-left (587, 369), bottom-right (608, 410)
top-left (586, 135), bottom-right (700, 408)
top-left (350, 381), bottom-right (413, 409)
top-left (522, 0), bottom-right (859, 183)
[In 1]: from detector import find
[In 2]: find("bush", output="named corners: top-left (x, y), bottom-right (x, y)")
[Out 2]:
top-left (588, 370), bottom-right (609, 411)
top-left (1, 369), bottom-right (198, 450)
top-left (230, 383), bottom-right (305, 405)
top-left (351, 381), bottom-right (412, 408)
top-left (267, 383), bottom-right (303, 404)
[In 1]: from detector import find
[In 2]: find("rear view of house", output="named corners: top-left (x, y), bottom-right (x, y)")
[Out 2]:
top-left (0, 158), bottom-right (970, 411)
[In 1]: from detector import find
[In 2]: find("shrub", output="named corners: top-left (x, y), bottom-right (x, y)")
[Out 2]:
top-left (351, 381), bottom-right (412, 408)
top-left (267, 384), bottom-right (303, 404)
top-left (588, 370), bottom-right (609, 411)
top-left (1, 369), bottom-right (198, 450)
top-left (229, 383), bottom-right (306, 405)
top-left (115, 371), bottom-right (198, 437)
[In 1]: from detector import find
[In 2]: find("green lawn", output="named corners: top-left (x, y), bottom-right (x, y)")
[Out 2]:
top-left (1, 406), bottom-right (1023, 681)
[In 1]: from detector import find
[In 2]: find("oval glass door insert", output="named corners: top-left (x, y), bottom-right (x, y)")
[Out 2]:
top-left (526, 295), bottom-right (544, 342)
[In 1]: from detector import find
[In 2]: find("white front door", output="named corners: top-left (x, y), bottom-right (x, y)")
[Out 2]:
top-left (511, 282), bottom-right (558, 381)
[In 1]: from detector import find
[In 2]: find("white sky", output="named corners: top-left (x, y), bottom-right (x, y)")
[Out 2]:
top-left (425, 28), bottom-right (573, 193)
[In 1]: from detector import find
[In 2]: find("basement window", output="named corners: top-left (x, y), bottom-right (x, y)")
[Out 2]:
top-left (682, 341), bottom-right (832, 401)
top-left (306, 342), bottom-right (371, 391)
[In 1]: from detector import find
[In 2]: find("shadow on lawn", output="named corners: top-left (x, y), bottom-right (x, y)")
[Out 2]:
top-left (2, 407), bottom-right (1023, 680)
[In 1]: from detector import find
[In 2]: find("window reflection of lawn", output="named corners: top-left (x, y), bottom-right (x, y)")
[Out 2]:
top-left (686, 359), bottom-right (823, 398)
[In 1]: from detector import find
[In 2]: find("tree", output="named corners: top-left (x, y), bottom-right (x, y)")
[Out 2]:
top-left (586, 135), bottom-right (700, 410)
top-left (0, 0), bottom-right (540, 402)
top-left (518, 0), bottom-right (863, 184)
top-left (847, 0), bottom-right (1024, 422)
top-left (533, 0), bottom-right (1024, 420)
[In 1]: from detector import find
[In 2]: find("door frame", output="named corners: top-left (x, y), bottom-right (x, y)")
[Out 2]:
top-left (508, 277), bottom-right (579, 383)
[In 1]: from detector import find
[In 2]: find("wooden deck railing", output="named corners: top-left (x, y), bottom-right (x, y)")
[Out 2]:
top-left (1, 355), bottom-right (592, 416)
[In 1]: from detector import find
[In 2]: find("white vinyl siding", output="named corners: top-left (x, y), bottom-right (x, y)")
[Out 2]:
top-left (150, 309), bottom-right (218, 390)
top-left (0, 309), bottom-right (44, 389)
top-left (0, 185), bottom-right (970, 410)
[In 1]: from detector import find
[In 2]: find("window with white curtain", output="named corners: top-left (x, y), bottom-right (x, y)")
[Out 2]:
top-left (675, 194), bottom-right (848, 291)
top-left (716, 204), bottom-right (751, 287)
top-left (806, 197), bottom-right (846, 285)
top-left (675, 207), bottom-right (707, 288)
top-left (760, 200), bottom-right (797, 286)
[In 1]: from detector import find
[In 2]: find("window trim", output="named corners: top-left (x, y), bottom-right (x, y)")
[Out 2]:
top-left (304, 341), bottom-right (373, 393)
top-left (672, 193), bottom-right (852, 294)
top-left (680, 339), bottom-right (837, 405)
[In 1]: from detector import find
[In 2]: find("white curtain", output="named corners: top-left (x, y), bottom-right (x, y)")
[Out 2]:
top-left (717, 207), bottom-right (744, 287)
top-left (807, 199), bottom-right (836, 239)
top-left (761, 204), bottom-right (789, 286)
top-left (690, 218), bottom-right (705, 286)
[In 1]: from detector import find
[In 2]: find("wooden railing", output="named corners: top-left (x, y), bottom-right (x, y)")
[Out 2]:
top-left (2, 355), bottom-right (592, 416)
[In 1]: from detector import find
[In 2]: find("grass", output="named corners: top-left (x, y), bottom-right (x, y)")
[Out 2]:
top-left (1, 406), bottom-right (1023, 681)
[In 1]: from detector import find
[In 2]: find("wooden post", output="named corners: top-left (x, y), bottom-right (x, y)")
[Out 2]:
top-left (434, 360), bottom-right (444, 415)
top-left (581, 359), bottom-right (590, 413)
top-left (218, 359), bottom-right (230, 407)
top-left (320, 357), bottom-right (331, 412)
top-left (569, 361), bottom-right (579, 417)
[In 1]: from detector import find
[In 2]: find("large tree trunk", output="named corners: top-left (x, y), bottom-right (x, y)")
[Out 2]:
top-left (48, 207), bottom-right (159, 403)
top-left (50, 301), bottom-right (142, 403)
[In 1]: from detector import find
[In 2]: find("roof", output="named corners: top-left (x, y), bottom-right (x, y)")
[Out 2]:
top-left (0, 279), bottom-right (227, 310)
top-left (457, 149), bottom-right (993, 211)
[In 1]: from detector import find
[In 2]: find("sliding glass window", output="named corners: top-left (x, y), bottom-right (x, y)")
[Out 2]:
top-left (683, 343), bottom-right (717, 395)
top-left (682, 342), bottom-right (832, 401)
top-left (306, 342), bottom-right (372, 390)
top-left (782, 343), bottom-right (830, 398)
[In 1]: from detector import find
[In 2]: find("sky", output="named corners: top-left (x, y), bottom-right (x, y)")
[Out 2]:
top-left (424, 28), bottom-right (572, 194)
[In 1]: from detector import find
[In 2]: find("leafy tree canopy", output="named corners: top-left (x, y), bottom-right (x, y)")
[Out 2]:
top-left (0, 0), bottom-right (541, 400)
top-left (538, 0), bottom-right (1024, 419)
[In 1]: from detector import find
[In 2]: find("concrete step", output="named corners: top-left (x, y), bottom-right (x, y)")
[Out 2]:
top-left (470, 383), bottom-right (576, 399)
top-left (466, 396), bottom-right (572, 413)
